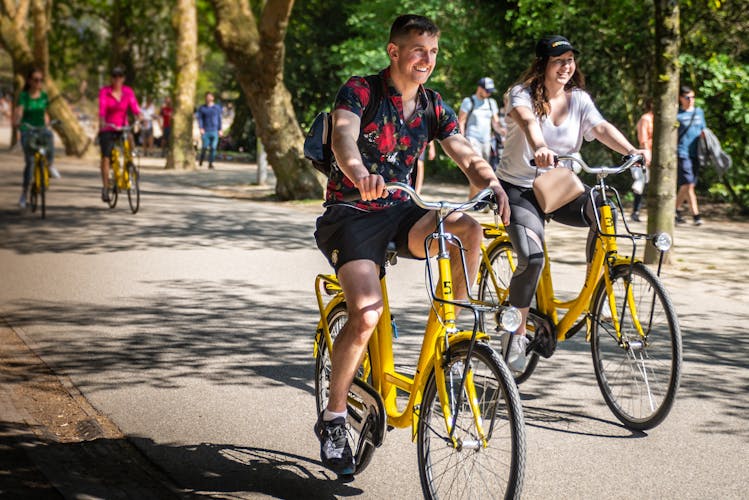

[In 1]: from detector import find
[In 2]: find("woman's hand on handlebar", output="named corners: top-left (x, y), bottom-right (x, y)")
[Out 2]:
top-left (533, 146), bottom-right (557, 168)
top-left (354, 174), bottom-right (388, 201)
top-left (629, 147), bottom-right (651, 167)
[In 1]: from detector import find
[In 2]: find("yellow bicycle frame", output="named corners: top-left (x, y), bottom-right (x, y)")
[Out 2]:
top-left (110, 134), bottom-right (133, 190)
top-left (481, 202), bottom-right (643, 344)
top-left (314, 248), bottom-right (491, 445)
top-left (33, 152), bottom-right (49, 191)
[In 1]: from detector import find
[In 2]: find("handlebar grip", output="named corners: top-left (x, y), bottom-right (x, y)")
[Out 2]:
top-left (529, 156), bottom-right (559, 167)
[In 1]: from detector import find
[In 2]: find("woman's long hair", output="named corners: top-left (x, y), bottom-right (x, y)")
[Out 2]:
top-left (514, 57), bottom-right (585, 120)
top-left (23, 68), bottom-right (44, 92)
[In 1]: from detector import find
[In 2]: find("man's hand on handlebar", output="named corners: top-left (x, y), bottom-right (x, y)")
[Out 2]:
top-left (354, 174), bottom-right (388, 201)
top-left (490, 184), bottom-right (511, 226)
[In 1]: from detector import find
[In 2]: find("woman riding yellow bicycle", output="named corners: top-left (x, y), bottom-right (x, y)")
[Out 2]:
top-left (496, 35), bottom-right (650, 371)
top-left (14, 67), bottom-right (59, 209)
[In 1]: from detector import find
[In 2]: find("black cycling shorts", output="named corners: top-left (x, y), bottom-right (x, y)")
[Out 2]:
top-left (98, 131), bottom-right (123, 158)
top-left (315, 201), bottom-right (429, 273)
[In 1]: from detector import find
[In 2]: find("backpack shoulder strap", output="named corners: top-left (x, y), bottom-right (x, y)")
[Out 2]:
top-left (361, 74), bottom-right (383, 128)
top-left (424, 88), bottom-right (439, 142)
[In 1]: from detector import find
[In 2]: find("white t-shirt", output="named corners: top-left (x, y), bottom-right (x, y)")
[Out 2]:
top-left (459, 95), bottom-right (498, 143)
top-left (497, 85), bottom-right (604, 188)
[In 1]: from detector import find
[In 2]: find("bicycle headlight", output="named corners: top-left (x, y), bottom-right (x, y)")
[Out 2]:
top-left (654, 232), bottom-right (672, 252)
top-left (497, 306), bottom-right (522, 333)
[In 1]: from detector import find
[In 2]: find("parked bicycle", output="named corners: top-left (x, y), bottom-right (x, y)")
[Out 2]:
top-left (477, 154), bottom-right (682, 430)
top-left (23, 121), bottom-right (58, 219)
top-left (104, 123), bottom-right (140, 214)
top-left (314, 182), bottom-right (525, 499)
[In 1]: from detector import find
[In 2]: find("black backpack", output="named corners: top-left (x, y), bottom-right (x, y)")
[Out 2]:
top-left (304, 74), bottom-right (438, 176)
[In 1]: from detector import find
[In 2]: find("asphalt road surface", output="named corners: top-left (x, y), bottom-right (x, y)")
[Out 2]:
top-left (1, 148), bottom-right (747, 499)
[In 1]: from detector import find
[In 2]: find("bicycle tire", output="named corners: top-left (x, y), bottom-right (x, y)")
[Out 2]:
top-left (108, 147), bottom-right (121, 208)
top-left (417, 341), bottom-right (525, 500)
top-left (478, 241), bottom-right (540, 383)
top-left (39, 157), bottom-right (47, 219)
top-left (314, 303), bottom-right (376, 474)
top-left (126, 162), bottom-right (140, 214)
top-left (590, 262), bottom-right (682, 430)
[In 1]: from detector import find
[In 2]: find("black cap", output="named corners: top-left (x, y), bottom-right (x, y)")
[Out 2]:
top-left (536, 35), bottom-right (579, 58)
top-left (111, 66), bottom-right (125, 77)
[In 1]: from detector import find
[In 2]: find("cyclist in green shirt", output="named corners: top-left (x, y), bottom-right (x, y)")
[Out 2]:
top-left (13, 68), bottom-right (59, 209)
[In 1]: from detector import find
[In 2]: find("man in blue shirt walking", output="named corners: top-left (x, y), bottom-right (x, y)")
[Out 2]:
top-left (197, 91), bottom-right (222, 169)
top-left (675, 86), bottom-right (706, 225)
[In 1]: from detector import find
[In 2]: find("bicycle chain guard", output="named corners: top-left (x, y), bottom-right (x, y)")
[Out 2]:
top-left (527, 309), bottom-right (557, 358)
top-left (347, 378), bottom-right (386, 474)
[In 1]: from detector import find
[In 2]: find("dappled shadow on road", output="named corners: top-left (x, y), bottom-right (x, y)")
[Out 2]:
top-left (0, 182), bottom-right (316, 256)
top-left (131, 437), bottom-right (362, 499)
top-left (0, 422), bottom-right (182, 498)
top-left (2, 280), bottom-right (325, 395)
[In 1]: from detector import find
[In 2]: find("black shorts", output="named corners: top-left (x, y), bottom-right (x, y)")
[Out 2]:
top-left (98, 131), bottom-right (123, 158)
top-left (315, 201), bottom-right (429, 273)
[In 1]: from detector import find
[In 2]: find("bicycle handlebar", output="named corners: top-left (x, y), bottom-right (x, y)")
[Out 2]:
top-left (556, 154), bottom-right (644, 176)
top-left (384, 182), bottom-right (495, 212)
top-left (20, 119), bottom-right (60, 132)
top-left (103, 123), bottom-right (135, 132)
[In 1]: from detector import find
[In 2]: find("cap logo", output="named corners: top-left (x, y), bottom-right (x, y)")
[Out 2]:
top-left (551, 41), bottom-right (571, 48)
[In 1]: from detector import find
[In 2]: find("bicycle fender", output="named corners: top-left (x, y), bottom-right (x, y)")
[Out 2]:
top-left (410, 332), bottom-right (492, 439)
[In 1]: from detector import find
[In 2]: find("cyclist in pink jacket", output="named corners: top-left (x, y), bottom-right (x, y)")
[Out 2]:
top-left (98, 66), bottom-right (141, 202)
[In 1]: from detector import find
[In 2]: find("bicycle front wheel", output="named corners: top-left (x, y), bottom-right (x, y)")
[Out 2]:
top-left (590, 262), bottom-right (682, 430)
top-left (108, 148), bottom-right (121, 208)
top-left (417, 341), bottom-right (525, 500)
top-left (478, 241), bottom-right (539, 384)
top-left (126, 162), bottom-right (140, 214)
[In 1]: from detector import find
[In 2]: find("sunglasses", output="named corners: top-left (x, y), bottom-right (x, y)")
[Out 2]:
top-left (681, 95), bottom-right (695, 100)
top-left (31, 77), bottom-right (44, 82)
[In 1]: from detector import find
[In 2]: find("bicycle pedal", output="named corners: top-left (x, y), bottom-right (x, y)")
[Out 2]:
top-left (337, 473), bottom-right (355, 483)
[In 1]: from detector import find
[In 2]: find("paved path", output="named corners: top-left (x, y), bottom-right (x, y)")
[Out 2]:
top-left (0, 145), bottom-right (747, 499)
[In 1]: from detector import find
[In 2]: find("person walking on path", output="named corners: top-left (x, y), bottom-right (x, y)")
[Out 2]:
top-left (495, 35), bottom-right (650, 371)
top-left (458, 77), bottom-right (505, 170)
top-left (140, 96), bottom-right (156, 157)
top-left (631, 98), bottom-right (653, 222)
top-left (159, 96), bottom-right (173, 157)
top-left (196, 92), bottom-right (222, 169)
top-left (14, 68), bottom-right (60, 209)
top-left (675, 85), bottom-right (706, 226)
top-left (98, 66), bottom-right (141, 203)
top-left (312, 14), bottom-right (509, 476)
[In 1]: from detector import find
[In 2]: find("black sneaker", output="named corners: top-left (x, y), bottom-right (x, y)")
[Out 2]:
top-left (694, 214), bottom-right (703, 226)
top-left (675, 211), bottom-right (686, 224)
top-left (631, 211), bottom-right (641, 222)
top-left (101, 188), bottom-right (110, 202)
top-left (314, 416), bottom-right (355, 476)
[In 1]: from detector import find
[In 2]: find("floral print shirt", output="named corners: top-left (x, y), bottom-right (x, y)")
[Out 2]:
top-left (326, 68), bottom-right (460, 210)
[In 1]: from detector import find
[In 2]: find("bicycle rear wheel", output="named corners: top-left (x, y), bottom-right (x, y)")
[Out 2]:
top-left (314, 303), bottom-right (375, 474)
top-left (126, 161), bottom-right (140, 214)
top-left (417, 341), bottom-right (525, 500)
top-left (590, 262), bottom-right (682, 430)
top-left (478, 241), bottom-right (539, 383)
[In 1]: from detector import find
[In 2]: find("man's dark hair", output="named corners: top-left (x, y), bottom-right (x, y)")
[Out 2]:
top-left (679, 85), bottom-right (693, 96)
top-left (389, 14), bottom-right (440, 43)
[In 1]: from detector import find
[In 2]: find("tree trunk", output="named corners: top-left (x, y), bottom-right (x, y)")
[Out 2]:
top-left (645, 0), bottom-right (680, 265)
top-left (0, 1), bottom-right (90, 156)
top-left (30, 0), bottom-right (49, 76)
top-left (210, 0), bottom-right (323, 200)
top-left (166, 0), bottom-right (198, 170)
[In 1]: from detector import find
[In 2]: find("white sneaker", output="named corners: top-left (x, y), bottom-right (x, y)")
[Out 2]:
top-left (507, 335), bottom-right (530, 372)
top-left (49, 166), bottom-right (61, 179)
top-left (19, 193), bottom-right (27, 209)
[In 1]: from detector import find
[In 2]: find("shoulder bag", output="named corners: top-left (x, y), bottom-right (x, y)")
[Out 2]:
top-left (532, 165), bottom-right (585, 214)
